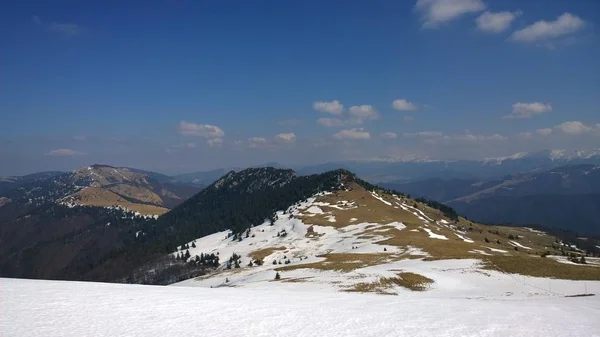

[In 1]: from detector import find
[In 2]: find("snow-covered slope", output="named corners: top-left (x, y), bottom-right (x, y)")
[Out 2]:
top-left (3, 277), bottom-right (600, 337)
top-left (170, 182), bottom-right (600, 297)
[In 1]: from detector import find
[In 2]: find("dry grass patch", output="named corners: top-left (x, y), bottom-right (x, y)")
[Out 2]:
top-left (394, 272), bottom-right (434, 291)
top-left (249, 246), bottom-right (286, 261)
top-left (297, 183), bottom-right (424, 228)
top-left (73, 187), bottom-right (168, 215)
top-left (107, 184), bottom-right (164, 206)
top-left (275, 253), bottom-right (402, 272)
top-left (483, 255), bottom-right (600, 280)
top-left (343, 272), bottom-right (433, 294)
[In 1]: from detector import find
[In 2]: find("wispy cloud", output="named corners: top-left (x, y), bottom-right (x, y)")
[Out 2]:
top-left (179, 121), bottom-right (225, 138)
top-left (207, 138), bottom-right (223, 148)
top-left (248, 137), bottom-right (269, 148)
top-left (33, 15), bottom-right (83, 38)
top-left (317, 117), bottom-right (347, 128)
top-left (332, 128), bottom-right (371, 140)
top-left (380, 132), bottom-right (398, 140)
top-left (510, 13), bottom-right (585, 43)
top-left (536, 128), bottom-right (553, 136)
top-left (45, 148), bottom-right (86, 156)
top-left (503, 102), bottom-right (552, 119)
top-left (476, 10), bottom-right (522, 33)
top-left (415, 0), bottom-right (485, 28)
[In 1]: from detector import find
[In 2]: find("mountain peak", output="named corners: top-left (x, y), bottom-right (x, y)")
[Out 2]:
top-left (212, 167), bottom-right (296, 192)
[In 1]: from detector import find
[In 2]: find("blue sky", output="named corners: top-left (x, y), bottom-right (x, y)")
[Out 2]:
top-left (1, 0), bottom-right (599, 175)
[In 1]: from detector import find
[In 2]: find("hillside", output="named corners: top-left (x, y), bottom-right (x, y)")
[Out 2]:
top-left (2, 166), bottom-right (599, 292)
top-left (0, 164), bottom-right (202, 216)
top-left (383, 164), bottom-right (600, 235)
top-left (166, 175), bottom-right (599, 295)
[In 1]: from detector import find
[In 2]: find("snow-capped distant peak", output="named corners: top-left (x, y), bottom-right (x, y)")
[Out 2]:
top-left (365, 155), bottom-right (438, 163)
top-left (483, 152), bottom-right (529, 164)
top-left (549, 149), bottom-right (566, 161)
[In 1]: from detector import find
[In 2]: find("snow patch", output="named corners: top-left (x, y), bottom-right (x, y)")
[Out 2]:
top-left (454, 233), bottom-right (474, 243)
top-left (509, 241), bottom-right (532, 250)
top-left (423, 228), bottom-right (448, 240)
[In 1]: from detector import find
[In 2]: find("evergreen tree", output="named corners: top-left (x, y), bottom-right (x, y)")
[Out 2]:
top-left (184, 250), bottom-right (191, 260)
top-left (275, 272), bottom-right (281, 280)
top-left (191, 242), bottom-right (196, 248)
top-left (580, 255), bottom-right (587, 264)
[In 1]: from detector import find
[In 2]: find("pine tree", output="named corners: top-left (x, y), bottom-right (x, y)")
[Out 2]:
top-left (275, 272), bottom-right (281, 280)
top-left (191, 242), bottom-right (196, 248)
top-left (185, 249), bottom-right (191, 260)
top-left (580, 255), bottom-right (587, 264)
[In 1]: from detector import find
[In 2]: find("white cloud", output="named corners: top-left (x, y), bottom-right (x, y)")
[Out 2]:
top-left (179, 121), bottom-right (225, 138)
top-left (380, 132), bottom-right (398, 140)
top-left (510, 13), bottom-right (585, 43)
top-left (404, 116), bottom-right (415, 122)
top-left (333, 128), bottom-right (371, 140)
top-left (317, 118), bottom-right (346, 127)
top-left (503, 102), bottom-right (552, 119)
top-left (392, 99), bottom-right (418, 111)
top-left (274, 133), bottom-right (296, 143)
top-left (348, 105), bottom-right (379, 123)
top-left (313, 100), bottom-right (344, 115)
top-left (45, 148), bottom-right (86, 156)
top-left (207, 138), bottom-right (223, 148)
top-left (476, 10), bottom-right (521, 33)
top-left (536, 128), bottom-right (553, 136)
top-left (415, 0), bottom-right (485, 28)
top-left (186, 142), bottom-right (197, 148)
top-left (555, 121), bottom-right (592, 135)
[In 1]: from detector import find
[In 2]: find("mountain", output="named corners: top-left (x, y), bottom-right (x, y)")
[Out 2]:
top-left (1, 166), bottom-right (598, 290)
top-left (298, 149), bottom-right (600, 183)
top-left (383, 164), bottom-right (600, 235)
top-left (0, 164), bottom-right (203, 216)
top-left (172, 163), bottom-right (287, 186)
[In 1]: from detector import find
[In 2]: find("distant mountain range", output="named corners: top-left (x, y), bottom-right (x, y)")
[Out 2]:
top-left (382, 164), bottom-right (600, 235)
top-left (297, 149), bottom-right (600, 183)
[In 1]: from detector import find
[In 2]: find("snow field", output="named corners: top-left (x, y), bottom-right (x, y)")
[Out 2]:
top-left (4, 277), bottom-right (600, 337)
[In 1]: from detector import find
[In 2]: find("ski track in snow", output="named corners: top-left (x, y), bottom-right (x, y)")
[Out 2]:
top-left (3, 277), bottom-right (600, 337)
